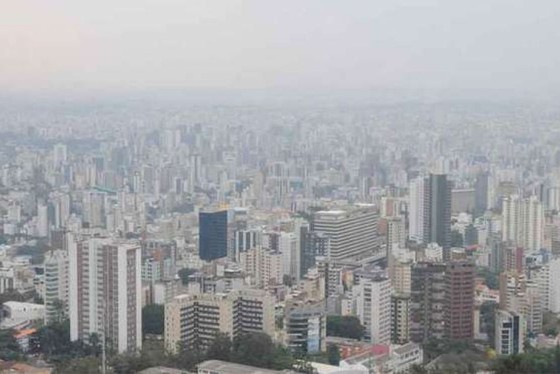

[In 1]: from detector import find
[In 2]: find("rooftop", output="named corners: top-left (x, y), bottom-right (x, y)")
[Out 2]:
top-left (197, 360), bottom-right (290, 374)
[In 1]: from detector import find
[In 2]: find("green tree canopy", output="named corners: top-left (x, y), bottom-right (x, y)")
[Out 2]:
top-left (327, 316), bottom-right (365, 340)
top-left (142, 304), bottom-right (164, 336)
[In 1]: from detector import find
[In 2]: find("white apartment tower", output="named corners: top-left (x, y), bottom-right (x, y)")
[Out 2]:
top-left (280, 232), bottom-right (299, 281)
top-left (502, 195), bottom-right (543, 251)
top-left (37, 203), bottom-right (49, 238)
top-left (44, 249), bottom-right (69, 324)
top-left (68, 235), bottom-right (142, 353)
top-left (356, 275), bottom-right (392, 344)
top-left (313, 206), bottom-right (379, 261)
top-left (408, 177), bottom-right (425, 243)
top-left (548, 257), bottom-right (560, 313)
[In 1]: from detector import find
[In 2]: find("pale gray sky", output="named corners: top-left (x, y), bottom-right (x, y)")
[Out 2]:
top-left (1, 0), bottom-right (560, 98)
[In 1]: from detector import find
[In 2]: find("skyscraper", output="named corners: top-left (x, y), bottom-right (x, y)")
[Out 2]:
top-left (423, 174), bottom-right (452, 259)
top-left (44, 249), bottom-right (69, 324)
top-left (408, 177), bottom-right (425, 243)
top-left (68, 235), bottom-right (142, 353)
top-left (199, 210), bottom-right (228, 261)
top-left (410, 262), bottom-right (446, 342)
top-left (444, 261), bottom-right (475, 340)
top-left (474, 171), bottom-right (489, 218)
top-left (502, 195), bottom-right (543, 252)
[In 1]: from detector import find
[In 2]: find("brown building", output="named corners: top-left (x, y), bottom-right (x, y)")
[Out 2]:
top-left (411, 260), bottom-right (475, 343)
top-left (444, 261), bottom-right (475, 340)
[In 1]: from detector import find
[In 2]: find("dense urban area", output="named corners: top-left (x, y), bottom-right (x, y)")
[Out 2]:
top-left (0, 101), bottom-right (559, 373)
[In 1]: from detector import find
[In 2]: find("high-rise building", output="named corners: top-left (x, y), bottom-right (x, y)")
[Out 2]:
top-left (411, 260), bottom-right (475, 342)
top-left (495, 310), bottom-right (524, 356)
top-left (390, 259), bottom-right (412, 294)
top-left (313, 206), bottom-right (379, 261)
top-left (199, 210), bottom-right (228, 261)
top-left (284, 301), bottom-right (327, 354)
top-left (300, 230), bottom-right (330, 278)
top-left (68, 236), bottom-right (142, 353)
top-left (409, 177), bottom-right (425, 243)
top-left (423, 174), bottom-right (452, 259)
top-left (386, 216), bottom-right (406, 257)
top-left (37, 203), bottom-right (49, 238)
top-left (444, 261), bottom-right (475, 341)
top-left (164, 289), bottom-right (274, 353)
top-left (279, 232), bottom-right (299, 281)
top-left (474, 172), bottom-right (489, 218)
top-left (409, 174), bottom-right (452, 255)
top-left (391, 293), bottom-right (411, 344)
top-left (502, 195), bottom-right (543, 252)
top-left (410, 262), bottom-right (446, 342)
top-left (356, 275), bottom-right (391, 344)
top-left (548, 257), bottom-right (560, 313)
top-left (44, 249), bottom-right (69, 324)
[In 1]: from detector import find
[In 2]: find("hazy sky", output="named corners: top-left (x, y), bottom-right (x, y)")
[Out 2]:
top-left (2, 0), bottom-right (560, 97)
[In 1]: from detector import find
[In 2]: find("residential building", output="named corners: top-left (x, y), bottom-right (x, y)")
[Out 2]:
top-left (164, 289), bottom-right (274, 353)
top-left (356, 275), bottom-right (391, 344)
top-left (68, 235), bottom-right (142, 353)
top-left (43, 249), bottom-right (69, 324)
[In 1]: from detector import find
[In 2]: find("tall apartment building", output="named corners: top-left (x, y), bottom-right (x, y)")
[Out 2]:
top-left (391, 293), bottom-right (411, 344)
top-left (68, 235), bottom-right (142, 353)
top-left (386, 216), bottom-right (406, 256)
top-left (313, 205), bottom-right (379, 261)
top-left (284, 301), bottom-right (327, 354)
top-left (411, 260), bottom-right (475, 342)
top-left (502, 195), bottom-right (543, 252)
top-left (548, 257), bottom-right (560, 313)
top-left (409, 174), bottom-right (452, 257)
top-left (199, 210), bottom-right (228, 261)
top-left (279, 232), bottom-right (299, 281)
top-left (239, 246), bottom-right (283, 288)
top-left (409, 177), bottom-right (425, 243)
top-left (390, 259), bottom-right (412, 294)
top-left (444, 261), bottom-right (475, 340)
top-left (44, 249), bottom-right (69, 324)
top-left (164, 289), bottom-right (274, 352)
top-left (410, 262), bottom-right (446, 342)
top-left (355, 275), bottom-right (391, 344)
top-left (495, 310), bottom-right (524, 356)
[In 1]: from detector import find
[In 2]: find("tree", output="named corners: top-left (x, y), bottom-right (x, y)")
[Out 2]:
top-left (54, 357), bottom-right (101, 374)
top-left (205, 333), bottom-right (232, 362)
top-left (327, 344), bottom-right (340, 366)
top-left (0, 329), bottom-right (22, 360)
top-left (326, 316), bottom-right (365, 340)
top-left (450, 230), bottom-right (464, 248)
top-left (142, 304), bottom-right (164, 336)
top-left (177, 268), bottom-right (196, 285)
top-left (231, 332), bottom-right (294, 370)
top-left (232, 332), bottom-right (276, 368)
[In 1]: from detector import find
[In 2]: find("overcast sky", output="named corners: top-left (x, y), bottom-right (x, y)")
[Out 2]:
top-left (2, 0), bottom-right (560, 99)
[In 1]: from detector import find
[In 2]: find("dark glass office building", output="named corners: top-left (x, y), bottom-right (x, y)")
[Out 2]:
top-left (423, 174), bottom-right (452, 259)
top-left (199, 210), bottom-right (228, 261)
